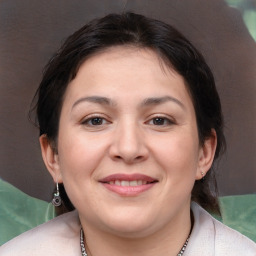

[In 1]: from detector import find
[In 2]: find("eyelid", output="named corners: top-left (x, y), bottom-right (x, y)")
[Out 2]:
top-left (145, 114), bottom-right (176, 125)
top-left (80, 113), bottom-right (111, 126)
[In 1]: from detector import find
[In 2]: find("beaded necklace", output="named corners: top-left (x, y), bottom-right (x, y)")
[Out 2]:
top-left (80, 228), bottom-right (190, 256)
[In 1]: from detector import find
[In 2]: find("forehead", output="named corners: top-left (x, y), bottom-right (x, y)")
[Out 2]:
top-left (79, 46), bottom-right (168, 75)
top-left (63, 46), bottom-right (192, 107)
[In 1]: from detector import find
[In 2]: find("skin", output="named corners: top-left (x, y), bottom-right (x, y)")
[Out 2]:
top-left (40, 46), bottom-right (217, 256)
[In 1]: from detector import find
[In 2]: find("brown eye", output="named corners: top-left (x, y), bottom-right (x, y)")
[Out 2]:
top-left (153, 118), bottom-right (165, 125)
top-left (90, 117), bottom-right (104, 125)
top-left (82, 117), bottom-right (108, 126)
top-left (151, 117), bottom-right (173, 126)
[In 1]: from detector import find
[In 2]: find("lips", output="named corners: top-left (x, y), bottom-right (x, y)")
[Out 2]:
top-left (99, 173), bottom-right (158, 196)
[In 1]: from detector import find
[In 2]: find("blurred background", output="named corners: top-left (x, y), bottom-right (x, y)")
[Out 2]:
top-left (0, 0), bottom-right (255, 202)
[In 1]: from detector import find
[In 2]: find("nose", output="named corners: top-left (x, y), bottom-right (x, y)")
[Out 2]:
top-left (109, 120), bottom-right (149, 164)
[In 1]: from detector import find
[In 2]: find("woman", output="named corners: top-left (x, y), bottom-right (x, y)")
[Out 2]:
top-left (0, 12), bottom-right (255, 255)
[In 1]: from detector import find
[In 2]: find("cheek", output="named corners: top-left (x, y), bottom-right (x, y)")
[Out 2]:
top-left (151, 131), bottom-right (200, 178)
top-left (56, 131), bottom-right (110, 209)
top-left (57, 130), bottom-right (108, 180)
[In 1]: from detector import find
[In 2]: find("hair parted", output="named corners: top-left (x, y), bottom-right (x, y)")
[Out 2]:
top-left (31, 12), bottom-right (225, 215)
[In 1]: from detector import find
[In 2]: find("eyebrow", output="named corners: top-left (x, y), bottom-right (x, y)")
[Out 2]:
top-left (72, 95), bottom-right (185, 110)
top-left (72, 96), bottom-right (115, 110)
top-left (140, 96), bottom-right (185, 110)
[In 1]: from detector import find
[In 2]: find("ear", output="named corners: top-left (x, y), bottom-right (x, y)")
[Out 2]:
top-left (39, 135), bottom-right (63, 183)
top-left (196, 130), bottom-right (217, 180)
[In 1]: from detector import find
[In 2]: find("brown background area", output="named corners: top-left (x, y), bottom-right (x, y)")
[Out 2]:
top-left (0, 0), bottom-right (255, 202)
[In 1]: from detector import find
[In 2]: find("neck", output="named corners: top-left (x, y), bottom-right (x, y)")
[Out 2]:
top-left (80, 207), bottom-right (192, 256)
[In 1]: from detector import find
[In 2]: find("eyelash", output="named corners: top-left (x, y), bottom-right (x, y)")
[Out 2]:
top-left (80, 115), bottom-right (175, 127)
top-left (81, 115), bottom-right (110, 126)
top-left (147, 116), bottom-right (175, 126)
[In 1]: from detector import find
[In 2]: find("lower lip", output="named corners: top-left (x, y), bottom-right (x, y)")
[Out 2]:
top-left (101, 183), bottom-right (156, 196)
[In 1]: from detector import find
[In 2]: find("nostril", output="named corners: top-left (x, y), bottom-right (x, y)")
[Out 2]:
top-left (113, 154), bottom-right (145, 163)
top-left (133, 155), bottom-right (146, 163)
top-left (113, 155), bottom-right (123, 160)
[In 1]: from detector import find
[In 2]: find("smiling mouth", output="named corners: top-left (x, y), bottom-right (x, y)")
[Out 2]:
top-left (99, 173), bottom-right (158, 185)
top-left (99, 174), bottom-right (158, 196)
top-left (103, 180), bottom-right (157, 187)
top-left (106, 180), bottom-right (157, 186)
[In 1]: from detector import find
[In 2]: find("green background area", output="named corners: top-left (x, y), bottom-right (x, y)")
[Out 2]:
top-left (225, 0), bottom-right (256, 40)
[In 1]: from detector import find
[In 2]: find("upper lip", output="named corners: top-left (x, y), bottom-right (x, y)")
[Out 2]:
top-left (99, 173), bottom-right (158, 183)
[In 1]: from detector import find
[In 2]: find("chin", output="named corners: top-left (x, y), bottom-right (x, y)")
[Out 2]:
top-left (108, 223), bottom-right (154, 239)
top-left (101, 212), bottom-right (158, 238)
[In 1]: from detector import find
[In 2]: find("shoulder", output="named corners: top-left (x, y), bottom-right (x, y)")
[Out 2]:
top-left (0, 211), bottom-right (81, 256)
top-left (186, 202), bottom-right (256, 256)
top-left (213, 216), bottom-right (256, 255)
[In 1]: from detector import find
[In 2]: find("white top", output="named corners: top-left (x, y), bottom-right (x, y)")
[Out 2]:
top-left (0, 202), bottom-right (255, 255)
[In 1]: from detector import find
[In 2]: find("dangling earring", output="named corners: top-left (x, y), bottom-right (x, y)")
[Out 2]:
top-left (52, 182), bottom-right (62, 207)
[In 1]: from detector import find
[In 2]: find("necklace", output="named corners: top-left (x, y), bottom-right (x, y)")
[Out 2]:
top-left (80, 228), bottom-right (87, 256)
top-left (80, 228), bottom-right (190, 256)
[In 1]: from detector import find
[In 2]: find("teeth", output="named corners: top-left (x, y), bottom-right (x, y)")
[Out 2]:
top-left (129, 180), bottom-right (138, 186)
top-left (121, 181), bottom-right (129, 186)
top-left (115, 180), bottom-right (121, 186)
top-left (109, 180), bottom-right (150, 186)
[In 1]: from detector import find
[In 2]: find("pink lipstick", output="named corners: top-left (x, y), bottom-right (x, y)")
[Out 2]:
top-left (99, 173), bottom-right (158, 196)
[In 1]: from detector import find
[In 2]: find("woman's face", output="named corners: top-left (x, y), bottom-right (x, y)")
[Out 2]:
top-left (41, 46), bottom-right (215, 238)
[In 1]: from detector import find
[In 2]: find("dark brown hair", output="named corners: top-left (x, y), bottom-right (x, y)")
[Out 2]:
top-left (31, 12), bottom-right (225, 215)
